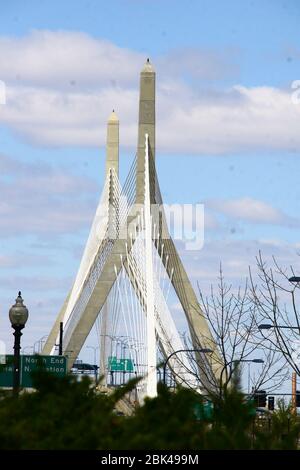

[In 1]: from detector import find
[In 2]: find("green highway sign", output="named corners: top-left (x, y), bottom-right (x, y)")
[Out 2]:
top-left (194, 401), bottom-right (214, 420)
top-left (108, 356), bottom-right (134, 372)
top-left (0, 356), bottom-right (14, 388)
top-left (0, 355), bottom-right (67, 388)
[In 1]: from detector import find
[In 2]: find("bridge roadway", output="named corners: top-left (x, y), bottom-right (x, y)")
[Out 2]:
top-left (96, 384), bottom-right (137, 416)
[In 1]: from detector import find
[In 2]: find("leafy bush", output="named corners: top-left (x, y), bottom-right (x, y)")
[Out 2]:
top-left (0, 370), bottom-right (299, 450)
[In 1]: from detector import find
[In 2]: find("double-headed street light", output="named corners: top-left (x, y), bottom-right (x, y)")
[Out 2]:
top-left (9, 292), bottom-right (29, 397)
top-left (220, 358), bottom-right (264, 395)
top-left (258, 277), bottom-right (300, 331)
top-left (258, 276), bottom-right (300, 411)
top-left (259, 323), bottom-right (299, 330)
top-left (289, 277), bottom-right (300, 284)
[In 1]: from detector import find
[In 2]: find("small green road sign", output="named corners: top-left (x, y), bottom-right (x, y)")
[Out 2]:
top-left (0, 355), bottom-right (67, 388)
top-left (194, 400), bottom-right (214, 420)
top-left (0, 355), bottom-right (14, 388)
top-left (108, 356), bottom-right (134, 372)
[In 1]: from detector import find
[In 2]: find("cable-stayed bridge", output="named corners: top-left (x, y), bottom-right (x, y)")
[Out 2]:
top-left (42, 60), bottom-right (222, 402)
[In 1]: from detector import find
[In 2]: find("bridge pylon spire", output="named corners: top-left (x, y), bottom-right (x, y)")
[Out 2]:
top-left (136, 59), bottom-right (155, 204)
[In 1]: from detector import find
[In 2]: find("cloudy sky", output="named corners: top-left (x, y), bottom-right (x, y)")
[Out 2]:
top-left (0, 0), bottom-right (300, 359)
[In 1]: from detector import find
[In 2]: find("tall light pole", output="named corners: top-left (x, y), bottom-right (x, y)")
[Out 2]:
top-left (86, 346), bottom-right (99, 381)
top-left (33, 335), bottom-right (49, 354)
top-left (283, 276), bottom-right (299, 414)
top-left (289, 277), bottom-right (300, 284)
top-left (258, 322), bottom-right (299, 408)
top-left (39, 335), bottom-right (49, 352)
top-left (247, 363), bottom-right (251, 394)
top-left (258, 323), bottom-right (300, 330)
top-left (219, 358), bottom-right (264, 396)
top-left (162, 348), bottom-right (213, 386)
top-left (258, 277), bottom-right (300, 411)
top-left (257, 276), bottom-right (300, 332)
top-left (9, 292), bottom-right (29, 398)
top-left (289, 276), bottom-right (300, 414)
top-left (99, 334), bottom-right (116, 386)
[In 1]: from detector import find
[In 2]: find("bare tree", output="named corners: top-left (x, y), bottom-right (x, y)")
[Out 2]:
top-left (165, 265), bottom-right (287, 397)
top-left (249, 251), bottom-right (300, 377)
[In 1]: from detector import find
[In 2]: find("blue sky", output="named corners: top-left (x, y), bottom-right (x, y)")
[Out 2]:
top-left (0, 0), bottom-right (300, 374)
top-left (2, 0), bottom-right (300, 87)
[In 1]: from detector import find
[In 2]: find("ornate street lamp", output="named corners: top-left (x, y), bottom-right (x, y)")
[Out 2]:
top-left (9, 291), bottom-right (29, 397)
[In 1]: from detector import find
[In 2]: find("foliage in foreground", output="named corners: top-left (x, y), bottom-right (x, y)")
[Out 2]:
top-left (0, 370), bottom-right (299, 450)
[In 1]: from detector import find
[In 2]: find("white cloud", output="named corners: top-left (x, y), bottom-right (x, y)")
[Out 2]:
top-left (0, 275), bottom-right (71, 292)
top-left (157, 85), bottom-right (300, 155)
top-left (0, 30), bottom-right (299, 153)
top-left (206, 197), bottom-right (300, 227)
top-left (0, 255), bottom-right (16, 268)
top-left (0, 30), bottom-right (143, 88)
top-left (177, 238), bottom-right (300, 292)
top-left (0, 252), bottom-right (51, 268)
top-left (157, 46), bottom-right (239, 81)
top-left (1, 84), bottom-right (138, 147)
top-left (0, 153), bottom-right (98, 237)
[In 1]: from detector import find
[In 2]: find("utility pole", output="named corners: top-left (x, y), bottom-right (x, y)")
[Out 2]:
top-left (59, 322), bottom-right (63, 356)
top-left (292, 372), bottom-right (297, 415)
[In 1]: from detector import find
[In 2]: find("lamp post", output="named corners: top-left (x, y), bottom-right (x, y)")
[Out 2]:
top-left (98, 334), bottom-right (116, 386)
top-left (247, 363), bottom-right (251, 394)
top-left (219, 358), bottom-right (264, 396)
top-left (162, 348), bottom-right (213, 386)
top-left (120, 337), bottom-right (138, 385)
top-left (33, 335), bottom-right (48, 354)
top-left (9, 292), bottom-right (29, 398)
top-left (288, 276), bottom-right (300, 413)
top-left (257, 277), bottom-right (300, 332)
top-left (258, 323), bottom-right (300, 330)
top-left (39, 335), bottom-right (49, 352)
top-left (86, 345), bottom-right (99, 381)
top-left (289, 277), bottom-right (300, 284)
